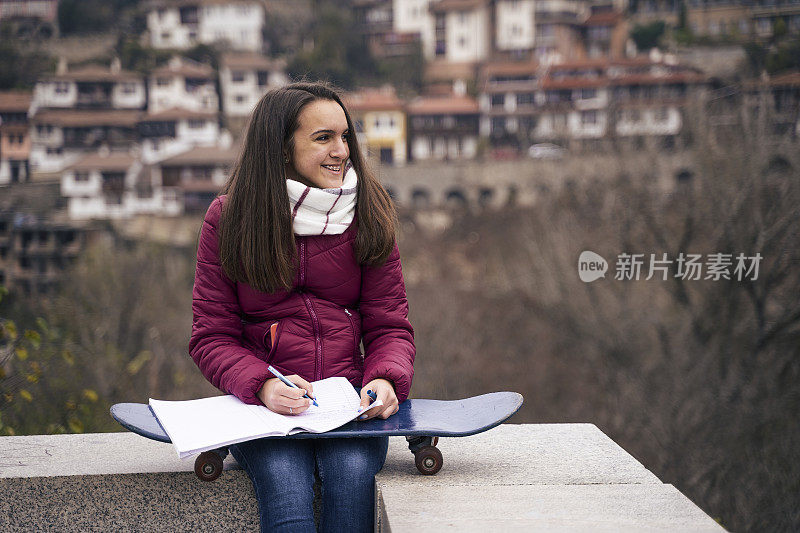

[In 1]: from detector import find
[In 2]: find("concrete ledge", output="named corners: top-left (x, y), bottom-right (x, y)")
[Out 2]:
top-left (0, 424), bottom-right (725, 532)
top-left (0, 473), bottom-right (258, 532)
top-left (378, 484), bottom-right (723, 532)
top-left (375, 424), bottom-right (725, 532)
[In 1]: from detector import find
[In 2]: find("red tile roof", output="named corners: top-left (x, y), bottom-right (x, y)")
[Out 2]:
top-left (221, 53), bottom-right (286, 70)
top-left (31, 110), bottom-right (142, 127)
top-left (68, 152), bottom-right (136, 172)
top-left (0, 91), bottom-right (32, 112)
top-left (407, 96), bottom-right (479, 114)
top-left (430, 0), bottom-right (488, 12)
top-left (46, 65), bottom-right (142, 83)
top-left (141, 108), bottom-right (218, 121)
top-left (479, 61), bottom-right (540, 78)
top-left (768, 71), bottom-right (800, 87)
top-left (160, 146), bottom-right (239, 166)
top-left (152, 60), bottom-right (215, 79)
top-left (424, 60), bottom-right (477, 82)
top-left (584, 11), bottom-right (622, 26)
top-left (344, 87), bottom-right (404, 112)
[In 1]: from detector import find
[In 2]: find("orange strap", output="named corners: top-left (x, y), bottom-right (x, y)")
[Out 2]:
top-left (269, 322), bottom-right (278, 349)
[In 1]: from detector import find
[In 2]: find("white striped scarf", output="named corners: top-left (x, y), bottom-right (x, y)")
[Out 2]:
top-left (286, 166), bottom-right (357, 236)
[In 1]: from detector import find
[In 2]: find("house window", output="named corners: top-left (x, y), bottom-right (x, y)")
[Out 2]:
top-left (516, 93), bottom-right (535, 106)
top-left (235, 94), bottom-right (246, 104)
top-left (581, 88), bottom-right (597, 100)
top-left (581, 110), bottom-right (598, 125)
top-left (491, 117), bottom-right (505, 134)
top-left (74, 172), bottom-right (89, 182)
top-left (491, 94), bottom-right (505, 108)
top-left (188, 119), bottom-right (205, 129)
top-left (157, 78), bottom-right (171, 87)
top-left (55, 82), bottom-right (69, 94)
top-left (654, 107), bottom-right (669, 122)
top-left (122, 83), bottom-right (137, 94)
top-left (232, 71), bottom-right (246, 83)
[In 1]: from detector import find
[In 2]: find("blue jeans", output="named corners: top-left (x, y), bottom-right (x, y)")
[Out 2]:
top-left (230, 434), bottom-right (389, 532)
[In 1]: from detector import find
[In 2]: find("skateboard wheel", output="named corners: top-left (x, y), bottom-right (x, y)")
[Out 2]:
top-left (414, 445), bottom-right (443, 475)
top-left (195, 451), bottom-right (224, 482)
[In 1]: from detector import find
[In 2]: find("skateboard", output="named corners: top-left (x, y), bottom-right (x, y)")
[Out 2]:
top-left (111, 391), bottom-right (523, 481)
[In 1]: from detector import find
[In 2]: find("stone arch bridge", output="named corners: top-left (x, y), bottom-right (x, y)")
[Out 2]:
top-left (377, 149), bottom-right (796, 211)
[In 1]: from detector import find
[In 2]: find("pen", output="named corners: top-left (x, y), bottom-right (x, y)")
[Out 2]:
top-left (358, 389), bottom-right (378, 419)
top-left (267, 365), bottom-right (319, 407)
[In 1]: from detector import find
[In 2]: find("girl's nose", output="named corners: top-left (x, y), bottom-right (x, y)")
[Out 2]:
top-left (331, 138), bottom-right (348, 159)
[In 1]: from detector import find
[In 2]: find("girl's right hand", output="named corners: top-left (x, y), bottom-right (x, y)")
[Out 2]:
top-left (257, 376), bottom-right (315, 415)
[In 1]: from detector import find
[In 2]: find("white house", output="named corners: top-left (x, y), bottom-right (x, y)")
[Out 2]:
top-left (344, 87), bottom-right (408, 166)
top-left (430, 0), bottom-right (492, 64)
top-left (219, 53), bottom-right (289, 118)
top-left (138, 108), bottom-right (227, 164)
top-left (393, 0), bottom-right (437, 59)
top-left (31, 60), bottom-right (146, 114)
top-left (29, 109), bottom-right (141, 175)
top-left (148, 56), bottom-right (218, 114)
top-left (157, 145), bottom-right (237, 213)
top-left (407, 95), bottom-right (480, 161)
top-left (61, 151), bottom-right (181, 220)
top-left (495, 0), bottom-right (536, 54)
top-left (146, 0), bottom-right (264, 52)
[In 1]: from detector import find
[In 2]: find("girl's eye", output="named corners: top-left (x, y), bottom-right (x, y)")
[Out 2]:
top-left (317, 134), bottom-right (329, 141)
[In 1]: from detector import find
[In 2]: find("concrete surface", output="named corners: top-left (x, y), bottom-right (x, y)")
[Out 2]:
top-left (378, 484), bottom-right (724, 532)
top-left (0, 424), bottom-right (725, 532)
top-left (374, 424), bottom-right (725, 532)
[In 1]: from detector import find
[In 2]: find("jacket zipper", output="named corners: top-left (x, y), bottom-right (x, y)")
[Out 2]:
top-left (299, 239), bottom-right (323, 381)
top-left (344, 309), bottom-right (362, 370)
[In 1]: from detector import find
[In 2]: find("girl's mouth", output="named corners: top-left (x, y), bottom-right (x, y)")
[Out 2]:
top-left (322, 164), bottom-right (341, 173)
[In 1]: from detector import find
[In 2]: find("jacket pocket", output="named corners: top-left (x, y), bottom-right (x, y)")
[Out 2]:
top-left (263, 321), bottom-right (283, 364)
top-left (344, 308), bottom-right (363, 371)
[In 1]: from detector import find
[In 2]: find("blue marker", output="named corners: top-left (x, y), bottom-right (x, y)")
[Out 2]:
top-left (267, 365), bottom-right (319, 407)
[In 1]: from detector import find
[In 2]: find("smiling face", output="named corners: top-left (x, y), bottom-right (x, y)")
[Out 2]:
top-left (285, 99), bottom-right (351, 189)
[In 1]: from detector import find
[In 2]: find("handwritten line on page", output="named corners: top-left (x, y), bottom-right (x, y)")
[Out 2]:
top-left (149, 377), bottom-right (383, 459)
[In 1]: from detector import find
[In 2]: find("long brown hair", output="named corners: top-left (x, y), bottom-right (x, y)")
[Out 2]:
top-left (218, 81), bottom-right (397, 293)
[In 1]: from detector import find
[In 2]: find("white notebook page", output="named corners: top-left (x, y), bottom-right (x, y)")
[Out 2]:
top-left (150, 377), bottom-right (382, 459)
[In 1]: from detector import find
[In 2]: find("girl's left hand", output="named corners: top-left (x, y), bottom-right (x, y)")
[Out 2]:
top-left (358, 378), bottom-right (399, 420)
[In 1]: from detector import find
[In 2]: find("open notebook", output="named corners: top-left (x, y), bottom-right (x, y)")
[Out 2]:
top-left (150, 377), bottom-right (383, 459)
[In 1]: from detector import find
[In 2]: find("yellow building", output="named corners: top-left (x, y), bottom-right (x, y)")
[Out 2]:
top-left (344, 87), bottom-right (407, 167)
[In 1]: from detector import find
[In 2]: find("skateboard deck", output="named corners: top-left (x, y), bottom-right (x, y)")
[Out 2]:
top-left (111, 392), bottom-right (523, 479)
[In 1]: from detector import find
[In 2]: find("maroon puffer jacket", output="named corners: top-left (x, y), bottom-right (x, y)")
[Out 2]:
top-left (189, 196), bottom-right (415, 405)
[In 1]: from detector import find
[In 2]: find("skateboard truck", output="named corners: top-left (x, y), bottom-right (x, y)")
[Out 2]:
top-left (406, 436), bottom-right (442, 475)
top-left (191, 437), bottom-right (444, 481)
